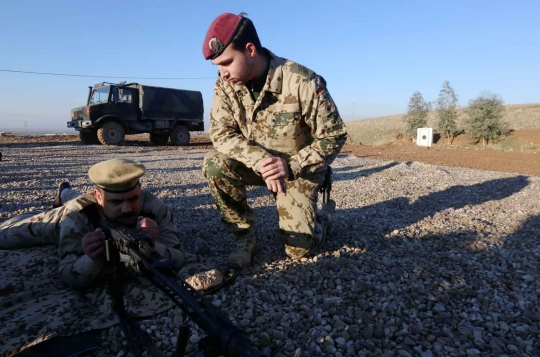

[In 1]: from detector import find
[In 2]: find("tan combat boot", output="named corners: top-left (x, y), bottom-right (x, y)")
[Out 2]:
top-left (227, 236), bottom-right (257, 269)
top-left (312, 199), bottom-right (336, 251)
top-left (284, 199), bottom-right (337, 259)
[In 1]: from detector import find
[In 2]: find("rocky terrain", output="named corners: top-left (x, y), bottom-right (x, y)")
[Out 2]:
top-left (1, 141), bottom-right (539, 356)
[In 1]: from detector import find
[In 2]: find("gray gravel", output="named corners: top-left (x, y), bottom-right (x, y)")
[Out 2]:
top-left (1, 142), bottom-right (539, 357)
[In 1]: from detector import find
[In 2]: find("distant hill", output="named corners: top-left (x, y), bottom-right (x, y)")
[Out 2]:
top-left (345, 103), bottom-right (540, 146)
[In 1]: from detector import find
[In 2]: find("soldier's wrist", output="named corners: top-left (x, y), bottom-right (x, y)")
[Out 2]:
top-left (288, 160), bottom-right (301, 180)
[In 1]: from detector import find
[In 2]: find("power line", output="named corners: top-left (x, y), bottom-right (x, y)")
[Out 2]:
top-left (0, 69), bottom-right (215, 80)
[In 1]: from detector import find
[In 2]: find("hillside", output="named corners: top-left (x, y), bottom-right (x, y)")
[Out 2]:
top-left (346, 103), bottom-right (540, 146)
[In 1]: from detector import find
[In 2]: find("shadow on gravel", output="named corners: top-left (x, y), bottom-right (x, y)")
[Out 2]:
top-left (1, 160), bottom-right (537, 357)
top-left (333, 162), bottom-right (399, 181)
top-left (223, 185), bottom-right (537, 356)
top-left (256, 214), bottom-right (540, 356)
top-left (327, 175), bottom-right (530, 252)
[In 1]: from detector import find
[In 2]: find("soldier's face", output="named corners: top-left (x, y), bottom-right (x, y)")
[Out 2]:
top-left (212, 43), bottom-right (256, 85)
top-left (95, 185), bottom-right (142, 227)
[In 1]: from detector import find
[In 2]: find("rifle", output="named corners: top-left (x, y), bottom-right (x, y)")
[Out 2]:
top-left (100, 221), bottom-right (264, 357)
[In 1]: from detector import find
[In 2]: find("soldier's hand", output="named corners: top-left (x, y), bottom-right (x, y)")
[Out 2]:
top-left (265, 178), bottom-right (287, 195)
top-left (138, 216), bottom-right (159, 243)
top-left (261, 157), bottom-right (289, 180)
top-left (82, 228), bottom-right (105, 260)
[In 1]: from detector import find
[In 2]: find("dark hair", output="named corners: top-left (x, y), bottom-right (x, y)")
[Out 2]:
top-left (231, 13), bottom-right (263, 52)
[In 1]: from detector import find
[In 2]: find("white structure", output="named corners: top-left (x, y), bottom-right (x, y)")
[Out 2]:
top-left (416, 128), bottom-right (433, 147)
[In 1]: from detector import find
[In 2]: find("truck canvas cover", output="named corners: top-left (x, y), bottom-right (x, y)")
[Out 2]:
top-left (137, 85), bottom-right (203, 120)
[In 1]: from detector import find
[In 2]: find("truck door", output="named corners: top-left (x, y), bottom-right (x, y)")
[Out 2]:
top-left (110, 87), bottom-right (139, 122)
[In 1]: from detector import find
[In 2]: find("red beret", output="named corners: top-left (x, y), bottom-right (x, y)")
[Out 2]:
top-left (203, 13), bottom-right (245, 60)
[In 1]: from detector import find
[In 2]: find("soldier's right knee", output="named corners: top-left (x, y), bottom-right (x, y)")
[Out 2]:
top-left (203, 151), bottom-right (225, 179)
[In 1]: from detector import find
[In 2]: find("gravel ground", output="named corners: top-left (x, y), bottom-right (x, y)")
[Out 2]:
top-left (1, 143), bottom-right (539, 357)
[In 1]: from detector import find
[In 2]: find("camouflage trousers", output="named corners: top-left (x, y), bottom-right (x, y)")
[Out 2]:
top-left (203, 150), bottom-right (328, 258)
top-left (0, 189), bottom-right (79, 249)
top-left (0, 209), bottom-right (65, 249)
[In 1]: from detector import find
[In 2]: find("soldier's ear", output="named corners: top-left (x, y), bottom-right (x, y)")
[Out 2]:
top-left (94, 188), bottom-right (103, 204)
top-left (245, 43), bottom-right (257, 58)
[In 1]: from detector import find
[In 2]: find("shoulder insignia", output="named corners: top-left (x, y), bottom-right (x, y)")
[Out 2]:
top-left (289, 63), bottom-right (315, 78)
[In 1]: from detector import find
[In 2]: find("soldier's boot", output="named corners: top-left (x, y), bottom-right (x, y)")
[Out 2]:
top-left (312, 199), bottom-right (336, 251)
top-left (284, 199), bottom-right (337, 260)
top-left (227, 236), bottom-right (257, 269)
top-left (52, 181), bottom-right (71, 208)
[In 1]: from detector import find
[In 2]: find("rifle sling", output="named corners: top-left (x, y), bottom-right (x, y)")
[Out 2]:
top-left (108, 271), bottom-right (165, 357)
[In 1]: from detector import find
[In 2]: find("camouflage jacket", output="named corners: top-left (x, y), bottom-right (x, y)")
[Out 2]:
top-left (210, 49), bottom-right (347, 178)
top-left (58, 191), bottom-right (185, 288)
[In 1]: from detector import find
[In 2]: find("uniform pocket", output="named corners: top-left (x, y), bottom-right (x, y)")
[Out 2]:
top-left (267, 103), bottom-right (301, 126)
top-left (268, 110), bottom-right (305, 153)
top-left (271, 110), bottom-right (301, 126)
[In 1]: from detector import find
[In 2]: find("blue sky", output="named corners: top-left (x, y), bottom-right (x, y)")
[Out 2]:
top-left (1, 0), bottom-right (539, 132)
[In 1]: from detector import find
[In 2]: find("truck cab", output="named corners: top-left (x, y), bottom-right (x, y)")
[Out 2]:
top-left (68, 82), bottom-right (204, 146)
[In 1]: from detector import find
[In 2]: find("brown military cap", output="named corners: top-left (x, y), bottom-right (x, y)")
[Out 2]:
top-left (88, 158), bottom-right (145, 193)
top-left (203, 13), bottom-right (246, 60)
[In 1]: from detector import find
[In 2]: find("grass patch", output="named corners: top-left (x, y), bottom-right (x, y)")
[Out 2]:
top-left (493, 136), bottom-right (518, 151)
top-left (346, 103), bottom-right (540, 146)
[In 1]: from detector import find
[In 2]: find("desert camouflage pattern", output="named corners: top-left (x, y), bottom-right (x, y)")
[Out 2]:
top-left (204, 151), bottom-right (329, 258)
top-left (57, 191), bottom-right (188, 287)
top-left (0, 209), bottom-right (64, 249)
top-left (206, 49), bottom-right (346, 256)
top-left (0, 190), bottom-right (206, 356)
top-left (209, 49), bottom-right (347, 178)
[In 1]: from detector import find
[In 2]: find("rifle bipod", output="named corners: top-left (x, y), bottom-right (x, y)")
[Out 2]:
top-left (101, 222), bottom-right (264, 357)
top-left (174, 318), bottom-right (234, 357)
top-left (174, 319), bottom-right (190, 357)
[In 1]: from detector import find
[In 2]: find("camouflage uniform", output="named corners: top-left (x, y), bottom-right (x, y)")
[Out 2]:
top-left (0, 190), bottom-right (199, 356)
top-left (204, 49), bottom-right (347, 260)
top-left (57, 190), bottom-right (188, 287)
top-left (0, 190), bottom-right (187, 276)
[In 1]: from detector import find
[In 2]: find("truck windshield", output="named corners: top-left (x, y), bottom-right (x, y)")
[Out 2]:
top-left (89, 87), bottom-right (110, 104)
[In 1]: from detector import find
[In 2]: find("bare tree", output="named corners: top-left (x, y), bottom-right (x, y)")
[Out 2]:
top-left (436, 80), bottom-right (460, 144)
top-left (465, 91), bottom-right (507, 148)
top-left (404, 91), bottom-right (430, 139)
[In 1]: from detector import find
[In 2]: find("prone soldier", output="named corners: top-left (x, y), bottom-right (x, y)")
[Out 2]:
top-left (0, 158), bottom-right (224, 356)
top-left (0, 158), bottom-right (197, 288)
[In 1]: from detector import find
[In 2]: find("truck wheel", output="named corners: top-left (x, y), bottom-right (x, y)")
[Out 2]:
top-left (97, 122), bottom-right (125, 146)
top-left (170, 125), bottom-right (190, 146)
top-left (150, 133), bottom-right (169, 145)
top-left (79, 130), bottom-right (100, 145)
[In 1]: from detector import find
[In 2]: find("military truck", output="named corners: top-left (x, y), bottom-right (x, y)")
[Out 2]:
top-left (67, 82), bottom-right (204, 145)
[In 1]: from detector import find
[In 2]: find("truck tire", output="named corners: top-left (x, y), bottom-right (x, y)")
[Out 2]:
top-left (79, 130), bottom-right (100, 145)
top-left (150, 133), bottom-right (169, 145)
top-left (170, 125), bottom-right (190, 146)
top-left (97, 122), bottom-right (125, 146)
